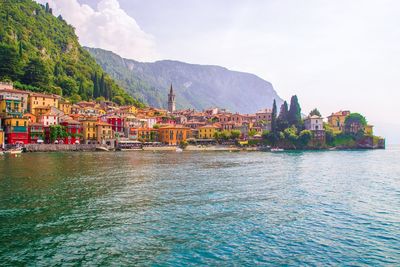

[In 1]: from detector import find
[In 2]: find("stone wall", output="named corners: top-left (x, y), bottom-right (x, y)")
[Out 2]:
top-left (24, 144), bottom-right (100, 152)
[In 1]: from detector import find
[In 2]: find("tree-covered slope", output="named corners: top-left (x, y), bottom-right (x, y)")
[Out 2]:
top-left (86, 47), bottom-right (283, 113)
top-left (0, 0), bottom-right (142, 106)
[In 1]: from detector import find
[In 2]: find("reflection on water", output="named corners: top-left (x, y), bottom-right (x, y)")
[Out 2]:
top-left (1, 148), bottom-right (400, 265)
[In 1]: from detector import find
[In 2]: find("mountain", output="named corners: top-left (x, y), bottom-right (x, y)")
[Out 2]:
top-left (0, 0), bottom-right (142, 106)
top-left (86, 47), bottom-right (282, 113)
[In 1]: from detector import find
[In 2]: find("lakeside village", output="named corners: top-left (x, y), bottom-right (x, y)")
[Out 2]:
top-left (0, 81), bottom-right (385, 153)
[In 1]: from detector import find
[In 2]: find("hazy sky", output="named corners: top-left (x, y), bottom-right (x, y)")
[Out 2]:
top-left (37, 0), bottom-right (399, 143)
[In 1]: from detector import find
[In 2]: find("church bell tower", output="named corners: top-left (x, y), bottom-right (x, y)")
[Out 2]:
top-left (168, 84), bottom-right (176, 113)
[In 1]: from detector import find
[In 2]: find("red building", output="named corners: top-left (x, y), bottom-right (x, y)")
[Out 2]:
top-left (60, 120), bottom-right (82, 144)
top-left (156, 117), bottom-right (176, 125)
top-left (107, 116), bottom-right (124, 136)
top-left (28, 123), bottom-right (44, 143)
top-left (3, 117), bottom-right (29, 145)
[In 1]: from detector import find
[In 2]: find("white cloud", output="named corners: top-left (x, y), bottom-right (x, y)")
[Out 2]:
top-left (35, 0), bottom-right (158, 61)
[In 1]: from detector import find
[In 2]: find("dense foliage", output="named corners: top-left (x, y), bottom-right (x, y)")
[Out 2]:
top-left (0, 0), bottom-right (143, 107)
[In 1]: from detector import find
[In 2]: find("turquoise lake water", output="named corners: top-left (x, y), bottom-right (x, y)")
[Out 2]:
top-left (0, 147), bottom-right (399, 266)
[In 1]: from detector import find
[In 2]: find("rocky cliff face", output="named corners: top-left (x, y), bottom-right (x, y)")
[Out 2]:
top-left (86, 47), bottom-right (282, 113)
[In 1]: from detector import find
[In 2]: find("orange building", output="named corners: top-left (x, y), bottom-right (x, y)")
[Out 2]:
top-left (327, 110), bottom-right (350, 132)
top-left (158, 125), bottom-right (190, 145)
top-left (138, 127), bottom-right (159, 142)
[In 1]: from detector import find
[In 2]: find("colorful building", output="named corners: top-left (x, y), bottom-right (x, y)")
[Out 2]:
top-left (327, 110), bottom-right (351, 132)
top-left (38, 110), bottom-right (59, 127)
top-left (107, 116), bottom-right (124, 137)
top-left (138, 128), bottom-right (159, 142)
top-left (0, 96), bottom-right (23, 117)
top-left (60, 120), bottom-right (82, 144)
top-left (365, 125), bottom-right (374, 135)
top-left (58, 100), bottom-right (72, 115)
top-left (28, 123), bottom-right (44, 144)
top-left (96, 121), bottom-right (114, 145)
top-left (0, 85), bottom-right (29, 112)
top-left (81, 118), bottom-right (98, 144)
top-left (3, 117), bottom-right (29, 145)
top-left (255, 109), bottom-right (272, 123)
top-left (158, 125), bottom-right (190, 145)
top-left (198, 125), bottom-right (217, 139)
top-left (28, 92), bottom-right (60, 113)
top-left (0, 128), bottom-right (4, 149)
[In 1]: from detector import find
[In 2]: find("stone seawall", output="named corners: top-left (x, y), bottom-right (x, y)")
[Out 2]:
top-left (25, 144), bottom-right (100, 152)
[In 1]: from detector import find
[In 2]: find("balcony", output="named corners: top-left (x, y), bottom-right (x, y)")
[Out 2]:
top-left (6, 126), bottom-right (28, 133)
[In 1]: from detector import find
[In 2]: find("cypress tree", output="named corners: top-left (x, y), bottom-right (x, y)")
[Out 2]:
top-left (19, 41), bottom-right (23, 57)
top-left (45, 3), bottom-right (50, 13)
top-left (288, 95), bottom-right (302, 127)
top-left (100, 73), bottom-right (105, 97)
top-left (78, 81), bottom-right (84, 96)
top-left (277, 101), bottom-right (289, 131)
top-left (271, 99), bottom-right (277, 134)
top-left (93, 72), bottom-right (100, 98)
top-left (278, 101), bottom-right (289, 120)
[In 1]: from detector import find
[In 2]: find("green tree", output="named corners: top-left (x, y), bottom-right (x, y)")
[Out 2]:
top-left (344, 113), bottom-right (367, 135)
top-left (69, 94), bottom-right (82, 104)
top-left (112, 95), bottom-right (125, 106)
top-left (288, 95), bottom-right (302, 127)
top-left (49, 125), bottom-right (67, 142)
top-left (284, 125), bottom-right (298, 147)
top-left (22, 58), bottom-right (50, 88)
top-left (309, 108), bottom-right (321, 117)
top-left (95, 96), bottom-right (105, 103)
top-left (231, 130), bottom-right (241, 140)
top-left (58, 76), bottom-right (78, 96)
top-left (298, 130), bottom-right (312, 147)
top-left (345, 113), bottom-right (367, 127)
top-left (248, 129), bottom-right (257, 137)
top-left (0, 43), bottom-right (22, 80)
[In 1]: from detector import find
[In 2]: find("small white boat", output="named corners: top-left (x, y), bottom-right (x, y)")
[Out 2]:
top-left (176, 147), bottom-right (183, 153)
top-left (96, 146), bottom-right (109, 152)
top-left (4, 148), bottom-right (23, 154)
top-left (271, 148), bottom-right (284, 152)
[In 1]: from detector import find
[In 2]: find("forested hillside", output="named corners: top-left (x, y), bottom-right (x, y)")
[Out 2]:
top-left (0, 0), bottom-right (143, 106)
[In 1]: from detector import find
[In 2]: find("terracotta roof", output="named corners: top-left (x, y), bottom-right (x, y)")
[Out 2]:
top-left (29, 92), bottom-right (60, 99)
top-left (0, 88), bottom-right (29, 94)
top-left (328, 110), bottom-right (351, 117)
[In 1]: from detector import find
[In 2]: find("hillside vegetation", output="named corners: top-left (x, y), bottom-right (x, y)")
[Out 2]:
top-left (0, 0), bottom-right (143, 106)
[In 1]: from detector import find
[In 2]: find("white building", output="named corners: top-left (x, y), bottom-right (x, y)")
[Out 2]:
top-left (304, 115), bottom-right (324, 131)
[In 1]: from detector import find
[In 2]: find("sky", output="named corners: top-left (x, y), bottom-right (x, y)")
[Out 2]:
top-left (36, 0), bottom-right (400, 143)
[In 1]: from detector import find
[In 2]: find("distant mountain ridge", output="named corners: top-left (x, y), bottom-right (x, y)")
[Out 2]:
top-left (85, 47), bottom-right (283, 113)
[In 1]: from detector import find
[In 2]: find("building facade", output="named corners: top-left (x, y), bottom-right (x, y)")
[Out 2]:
top-left (158, 126), bottom-right (190, 145)
top-left (327, 110), bottom-right (350, 132)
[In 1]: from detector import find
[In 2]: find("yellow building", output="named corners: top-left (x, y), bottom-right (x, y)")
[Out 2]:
top-left (198, 125), bottom-right (217, 139)
top-left (0, 96), bottom-right (22, 117)
top-left (59, 100), bottom-right (72, 115)
top-left (0, 128), bottom-right (4, 148)
top-left (120, 105), bottom-right (137, 115)
top-left (29, 92), bottom-right (60, 113)
top-left (365, 125), bottom-right (374, 135)
top-left (81, 118), bottom-right (98, 144)
top-left (327, 110), bottom-right (351, 132)
top-left (96, 122), bottom-right (114, 144)
top-left (32, 106), bottom-right (51, 117)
